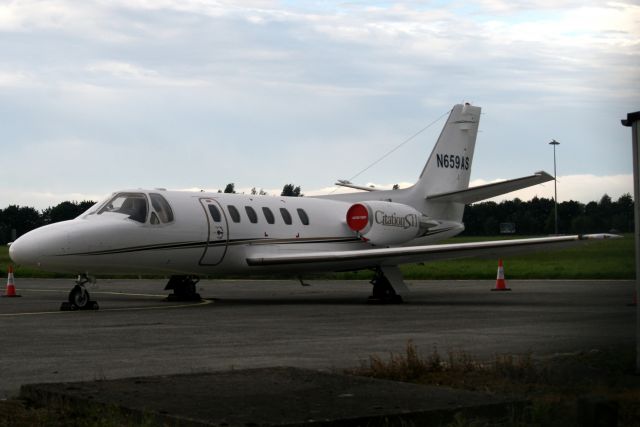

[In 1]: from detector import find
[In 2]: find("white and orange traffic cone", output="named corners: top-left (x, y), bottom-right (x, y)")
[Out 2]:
top-left (491, 259), bottom-right (511, 291)
top-left (2, 265), bottom-right (21, 298)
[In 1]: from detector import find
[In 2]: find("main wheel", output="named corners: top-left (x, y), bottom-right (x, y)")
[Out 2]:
top-left (69, 285), bottom-right (90, 309)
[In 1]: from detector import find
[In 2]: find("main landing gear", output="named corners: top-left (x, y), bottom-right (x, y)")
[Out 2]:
top-left (60, 274), bottom-right (99, 311)
top-left (165, 275), bottom-right (202, 301)
top-left (368, 266), bottom-right (408, 304)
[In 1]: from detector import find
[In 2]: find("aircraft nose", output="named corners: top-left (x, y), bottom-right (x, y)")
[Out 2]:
top-left (8, 234), bottom-right (36, 266)
top-left (9, 233), bottom-right (41, 266)
top-left (8, 224), bottom-right (70, 268)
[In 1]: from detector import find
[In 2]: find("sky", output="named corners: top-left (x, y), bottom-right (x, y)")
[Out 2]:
top-left (0, 0), bottom-right (638, 210)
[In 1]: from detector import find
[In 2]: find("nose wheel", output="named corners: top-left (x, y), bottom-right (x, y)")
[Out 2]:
top-left (60, 275), bottom-right (99, 311)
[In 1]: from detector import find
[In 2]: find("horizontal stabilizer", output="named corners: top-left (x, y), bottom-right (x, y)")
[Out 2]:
top-left (426, 171), bottom-right (554, 204)
top-left (334, 181), bottom-right (379, 192)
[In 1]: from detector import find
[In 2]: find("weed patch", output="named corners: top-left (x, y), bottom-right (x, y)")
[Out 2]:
top-left (348, 341), bottom-right (640, 426)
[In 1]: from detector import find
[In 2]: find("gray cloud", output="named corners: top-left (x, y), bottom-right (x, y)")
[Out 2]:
top-left (0, 1), bottom-right (638, 208)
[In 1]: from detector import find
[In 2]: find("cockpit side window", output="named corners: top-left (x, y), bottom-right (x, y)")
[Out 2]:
top-left (149, 193), bottom-right (175, 223)
top-left (150, 212), bottom-right (160, 224)
top-left (97, 193), bottom-right (148, 223)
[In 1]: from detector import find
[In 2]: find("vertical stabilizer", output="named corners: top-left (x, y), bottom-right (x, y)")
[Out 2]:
top-left (406, 103), bottom-right (481, 221)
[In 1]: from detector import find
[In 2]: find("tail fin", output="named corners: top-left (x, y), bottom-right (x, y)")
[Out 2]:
top-left (406, 103), bottom-right (481, 221)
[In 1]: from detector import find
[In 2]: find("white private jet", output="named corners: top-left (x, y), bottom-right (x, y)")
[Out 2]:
top-left (8, 103), bottom-right (614, 309)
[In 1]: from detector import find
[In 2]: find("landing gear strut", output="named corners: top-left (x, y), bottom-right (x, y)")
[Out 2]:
top-left (165, 275), bottom-right (202, 301)
top-left (60, 274), bottom-right (99, 311)
top-left (368, 267), bottom-right (405, 304)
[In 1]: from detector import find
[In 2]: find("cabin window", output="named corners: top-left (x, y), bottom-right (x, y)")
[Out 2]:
top-left (297, 208), bottom-right (310, 226)
top-left (227, 205), bottom-right (241, 223)
top-left (208, 205), bottom-right (222, 222)
top-left (97, 193), bottom-right (148, 223)
top-left (280, 208), bottom-right (292, 225)
top-left (149, 193), bottom-right (174, 223)
top-left (245, 206), bottom-right (258, 223)
top-left (262, 207), bottom-right (275, 224)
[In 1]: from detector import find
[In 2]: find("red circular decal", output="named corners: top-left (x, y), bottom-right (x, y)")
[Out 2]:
top-left (347, 204), bottom-right (369, 231)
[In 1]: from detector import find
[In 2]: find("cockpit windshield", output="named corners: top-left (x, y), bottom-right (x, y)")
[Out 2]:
top-left (97, 193), bottom-right (148, 223)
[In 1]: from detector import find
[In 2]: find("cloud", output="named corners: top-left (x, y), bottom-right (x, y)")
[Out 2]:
top-left (86, 61), bottom-right (208, 87)
top-left (0, 1), bottom-right (637, 212)
top-left (0, 70), bottom-right (36, 87)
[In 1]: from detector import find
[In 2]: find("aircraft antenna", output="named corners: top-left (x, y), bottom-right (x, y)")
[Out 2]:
top-left (339, 108), bottom-right (451, 188)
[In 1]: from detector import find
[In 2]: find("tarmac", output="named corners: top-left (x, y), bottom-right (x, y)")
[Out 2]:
top-left (0, 278), bottom-right (635, 424)
top-left (20, 367), bottom-right (523, 426)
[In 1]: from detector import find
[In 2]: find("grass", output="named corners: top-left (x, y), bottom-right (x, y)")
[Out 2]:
top-left (0, 400), bottom-right (159, 427)
top-left (338, 234), bottom-right (634, 280)
top-left (347, 341), bottom-right (640, 426)
top-left (2, 234), bottom-right (634, 280)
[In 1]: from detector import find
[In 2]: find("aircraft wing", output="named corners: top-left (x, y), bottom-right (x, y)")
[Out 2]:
top-left (426, 171), bottom-right (554, 204)
top-left (246, 234), bottom-right (618, 268)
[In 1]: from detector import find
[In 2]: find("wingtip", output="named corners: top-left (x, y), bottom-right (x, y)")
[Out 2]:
top-left (578, 233), bottom-right (623, 240)
top-left (534, 170), bottom-right (555, 181)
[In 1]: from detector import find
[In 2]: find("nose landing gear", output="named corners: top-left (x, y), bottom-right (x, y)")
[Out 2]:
top-left (164, 275), bottom-right (202, 301)
top-left (60, 274), bottom-right (99, 311)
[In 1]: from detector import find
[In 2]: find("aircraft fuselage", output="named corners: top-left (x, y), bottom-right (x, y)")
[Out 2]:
top-left (9, 189), bottom-right (463, 276)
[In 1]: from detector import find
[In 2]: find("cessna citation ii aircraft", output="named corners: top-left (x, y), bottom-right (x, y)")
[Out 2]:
top-left (9, 103), bottom-right (614, 309)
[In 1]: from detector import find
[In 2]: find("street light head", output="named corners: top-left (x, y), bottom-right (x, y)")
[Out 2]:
top-left (549, 139), bottom-right (560, 146)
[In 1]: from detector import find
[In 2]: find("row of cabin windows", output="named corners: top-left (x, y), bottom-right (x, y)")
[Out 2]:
top-left (208, 205), bottom-right (309, 226)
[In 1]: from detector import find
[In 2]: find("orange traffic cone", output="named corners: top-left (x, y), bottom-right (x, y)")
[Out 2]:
top-left (491, 259), bottom-right (511, 291)
top-left (2, 265), bottom-right (21, 298)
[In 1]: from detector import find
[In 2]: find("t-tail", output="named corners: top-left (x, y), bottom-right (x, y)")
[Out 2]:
top-left (327, 102), bottom-right (549, 229)
top-left (404, 103), bottom-right (481, 222)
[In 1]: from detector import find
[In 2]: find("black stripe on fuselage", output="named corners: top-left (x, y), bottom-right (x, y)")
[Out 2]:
top-left (62, 236), bottom-right (362, 256)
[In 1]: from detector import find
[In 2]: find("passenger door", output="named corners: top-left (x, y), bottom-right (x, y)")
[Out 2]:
top-left (199, 198), bottom-right (229, 266)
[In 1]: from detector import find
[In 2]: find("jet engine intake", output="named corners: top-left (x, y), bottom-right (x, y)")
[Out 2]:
top-left (346, 201), bottom-right (436, 246)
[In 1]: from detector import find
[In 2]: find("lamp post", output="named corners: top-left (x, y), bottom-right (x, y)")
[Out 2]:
top-left (549, 139), bottom-right (560, 235)
top-left (621, 110), bottom-right (640, 374)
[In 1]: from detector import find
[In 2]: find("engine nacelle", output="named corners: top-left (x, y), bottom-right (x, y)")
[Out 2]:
top-left (346, 201), bottom-right (435, 246)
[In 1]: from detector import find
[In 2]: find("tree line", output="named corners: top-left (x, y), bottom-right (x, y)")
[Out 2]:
top-left (0, 201), bottom-right (96, 244)
top-left (219, 183), bottom-right (302, 197)
top-left (463, 193), bottom-right (633, 235)
top-left (0, 190), bottom-right (632, 244)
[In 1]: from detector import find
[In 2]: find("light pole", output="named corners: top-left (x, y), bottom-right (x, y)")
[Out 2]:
top-left (549, 139), bottom-right (560, 235)
top-left (621, 110), bottom-right (640, 373)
